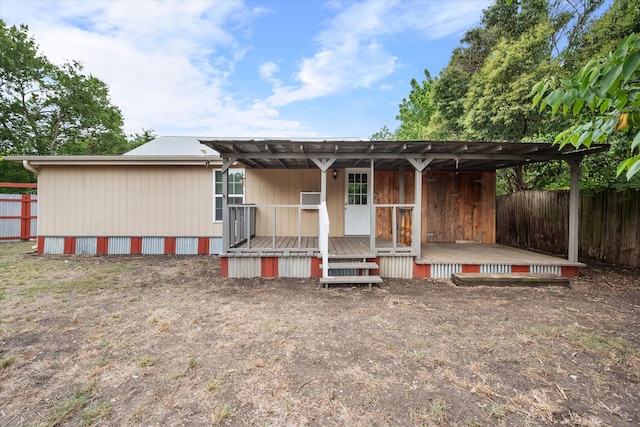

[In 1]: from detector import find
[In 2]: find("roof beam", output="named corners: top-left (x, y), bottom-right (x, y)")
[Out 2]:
top-left (408, 158), bottom-right (432, 172)
top-left (310, 158), bottom-right (337, 172)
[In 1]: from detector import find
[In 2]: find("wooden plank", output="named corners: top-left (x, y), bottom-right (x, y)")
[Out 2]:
top-left (452, 272), bottom-right (570, 287)
top-left (320, 275), bottom-right (382, 284)
top-left (320, 262), bottom-right (379, 270)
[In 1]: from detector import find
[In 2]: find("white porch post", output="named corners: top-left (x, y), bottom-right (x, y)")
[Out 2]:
top-left (407, 159), bottom-right (431, 261)
top-left (370, 159), bottom-right (375, 252)
top-left (221, 162), bottom-right (229, 253)
top-left (413, 167), bottom-right (422, 260)
top-left (220, 157), bottom-right (236, 254)
top-left (399, 164), bottom-right (405, 242)
top-left (320, 168), bottom-right (327, 203)
top-left (567, 160), bottom-right (581, 263)
top-left (310, 158), bottom-right (336, 204)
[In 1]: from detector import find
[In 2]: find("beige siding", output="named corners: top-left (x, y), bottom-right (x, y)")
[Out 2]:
top-left (38, 166), bottom-right (219, 236)
top-left (245, 169), bottom-right (345, 237)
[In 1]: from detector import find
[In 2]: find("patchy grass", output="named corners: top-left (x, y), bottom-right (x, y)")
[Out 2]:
top-left (0, 355), bottom-right (17, 369)
top-left (34, 383), bottom-right (95, 427)
top-left (0, 242), bottom-right (639, 425)
top-left (211, 404), bottom-right (232, 424)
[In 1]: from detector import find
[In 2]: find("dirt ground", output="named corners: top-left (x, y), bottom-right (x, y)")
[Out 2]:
top-left (0, 242), bottom-right (639, 426)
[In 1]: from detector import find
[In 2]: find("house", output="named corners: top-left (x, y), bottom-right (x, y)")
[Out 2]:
top-left (5, 137), bottom-right (607, 281)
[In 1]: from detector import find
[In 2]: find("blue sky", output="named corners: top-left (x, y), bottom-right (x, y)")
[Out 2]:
top-left (1, 0), bottom-right (491, 138)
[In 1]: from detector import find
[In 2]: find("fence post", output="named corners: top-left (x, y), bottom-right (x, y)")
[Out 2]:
top-left (20, 194), bottom-right (32, 240)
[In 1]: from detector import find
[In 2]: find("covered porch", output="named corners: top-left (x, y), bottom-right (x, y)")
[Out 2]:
top-left (200, 138), bottom-right (606, 281)
top-left (224, 235), bottom-right (583, 279)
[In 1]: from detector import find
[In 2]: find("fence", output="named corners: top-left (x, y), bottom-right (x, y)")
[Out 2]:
top-left (496, 189), bottom-right (640, 268)
top-left (0, 182), bottom-right (38, 241)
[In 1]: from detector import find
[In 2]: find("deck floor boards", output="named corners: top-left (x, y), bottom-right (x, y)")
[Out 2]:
top-left (231, 237), bottom-right (580, 267)
top-left (420, 243), bottom-right (582, 266)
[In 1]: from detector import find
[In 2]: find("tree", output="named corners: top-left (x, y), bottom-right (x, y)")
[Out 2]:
top-left (462, 22), bottom-right (560, 141)
top-left (532, 33), bottom-right (640, 178)
top-left (0, 20), bottom-right (127, 158)
top-left (394, 70), bottom-right (436, 140)
top-left (370, 125), bottom-right (396, 141)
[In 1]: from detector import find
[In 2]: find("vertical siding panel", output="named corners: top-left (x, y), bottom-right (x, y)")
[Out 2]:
top-left (378, 256), bottom-right (413, 279)
top-left (209, 237), bottom-right (223, 255)
top-left (44, 237), bottom-right (64, 254)
top-left (142, 237), bottom-right (164, 254)
top-left (76, 237), bottom-right (97, 255)
top-left (228, 258), bottom-right (261, 278)
top-left (108, 237), bottom-right (130, 254)
top-left (176, 237), bottom-right (198, 254)
top-left (278, 257), bottom-right (311, 278)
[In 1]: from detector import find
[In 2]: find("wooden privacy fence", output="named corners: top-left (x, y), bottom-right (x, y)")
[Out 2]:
top-left (497, 189), bottom-right (640, 268)
top-left (0, 182), bottom-right (38, 241)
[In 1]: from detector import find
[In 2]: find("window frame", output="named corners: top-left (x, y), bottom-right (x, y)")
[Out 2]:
top-left (213, 169), bottom-right (245, 222)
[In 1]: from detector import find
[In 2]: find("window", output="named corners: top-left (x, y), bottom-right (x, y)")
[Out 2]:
top-left (214, 169), bottom-right (245, 221)
top-left (347, 172), bottom-right (368, 205)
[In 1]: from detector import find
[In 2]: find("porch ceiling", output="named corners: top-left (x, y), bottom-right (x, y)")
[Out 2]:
top-left (199, 138), bottom-right (608, 171)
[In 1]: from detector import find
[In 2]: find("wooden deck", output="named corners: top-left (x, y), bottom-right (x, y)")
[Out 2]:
top-left (229, 237), bottom-right (580, 267)
top-left (419, 243), bottom-right (583, 266)
top-left (229, 236), bottom-right (411, 257)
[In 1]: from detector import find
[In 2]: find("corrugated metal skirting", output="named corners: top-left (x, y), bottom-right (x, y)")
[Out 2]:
top-left (43, 237), bottom-right (64, 254)
top-left (379, 256), bottom-right (413, 279)
top-left (176, 237), bottom-right (198, 255)
top-left (228, 257), bottom-right (261, 278)
top-left (142, 237), bottom-right (164, 255)
top-left (531, 265), bottom-right (561, 275)
top-left (278, 257), bottom-right (311, 278)
top-left (75, 237), bottom-right (97, 255)
top-left (108, 237), bottom-right (131, 255)
top-left (480, 264), bottom-right (512, 273)
top-left (431, 264), bottom-right (462, 279)
top-left (209, 237), bottom-right (223, 255)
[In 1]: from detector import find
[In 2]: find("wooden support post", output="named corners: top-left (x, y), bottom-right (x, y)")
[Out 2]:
top-left (567, 160), bottom-right (581, 263)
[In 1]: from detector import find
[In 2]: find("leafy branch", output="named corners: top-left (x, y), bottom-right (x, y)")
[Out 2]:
top-left (531, 33), bottom-right (640, 179)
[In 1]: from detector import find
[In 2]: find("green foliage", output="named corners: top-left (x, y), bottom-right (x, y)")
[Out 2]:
top-left (380, 0), bottom-right (639, 192)
top-left (462, 23), bottom-right (560, 141)
top-left (369, 125), bottom-right (396, 141)
top-left (567, 0), bottom-right (640, 71)
top-left (0, 20), bottom-right (128, 159)
top-left (395, 70), bottom-right (436, 140)
top-left (532, 33), bottom-right (640, 178)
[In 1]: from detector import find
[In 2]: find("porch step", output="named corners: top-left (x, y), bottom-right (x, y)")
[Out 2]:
top-left (451, 272), bottom-right (570, 287)
top-left (320, 275), bottom-right (383, 290)
top-left (320, 262), bottom-right (379, 270)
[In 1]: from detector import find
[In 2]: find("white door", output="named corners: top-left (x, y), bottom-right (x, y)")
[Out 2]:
top-left (344, 169), bottom-right (370, 235)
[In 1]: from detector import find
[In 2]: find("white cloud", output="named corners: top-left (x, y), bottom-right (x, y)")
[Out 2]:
top-left (1, 0), bottom-right (312, 136)
top-left (264, 0), bottom-right (489, 107)
top-left (1, 0), bottom-right (489, 138)
top-left (259, 61), bottom-right (281, 88)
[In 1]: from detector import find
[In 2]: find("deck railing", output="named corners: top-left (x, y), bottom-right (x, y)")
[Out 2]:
top-left (373, 203), bottom-right (416, 254)
top-left (226, 202), bottom-right (415, 256)
top-left (228, 204), bottom-right (257, 247)
top-left (227, 203), bottom-right (320, 252)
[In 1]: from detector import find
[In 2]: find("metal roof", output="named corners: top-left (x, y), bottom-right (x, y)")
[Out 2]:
top-left (199, 138), bottom-right (609, 171)
top-left (125, 136), bottom-right (219, 156)
top-left (3, 155), bottom-right (221, 167)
